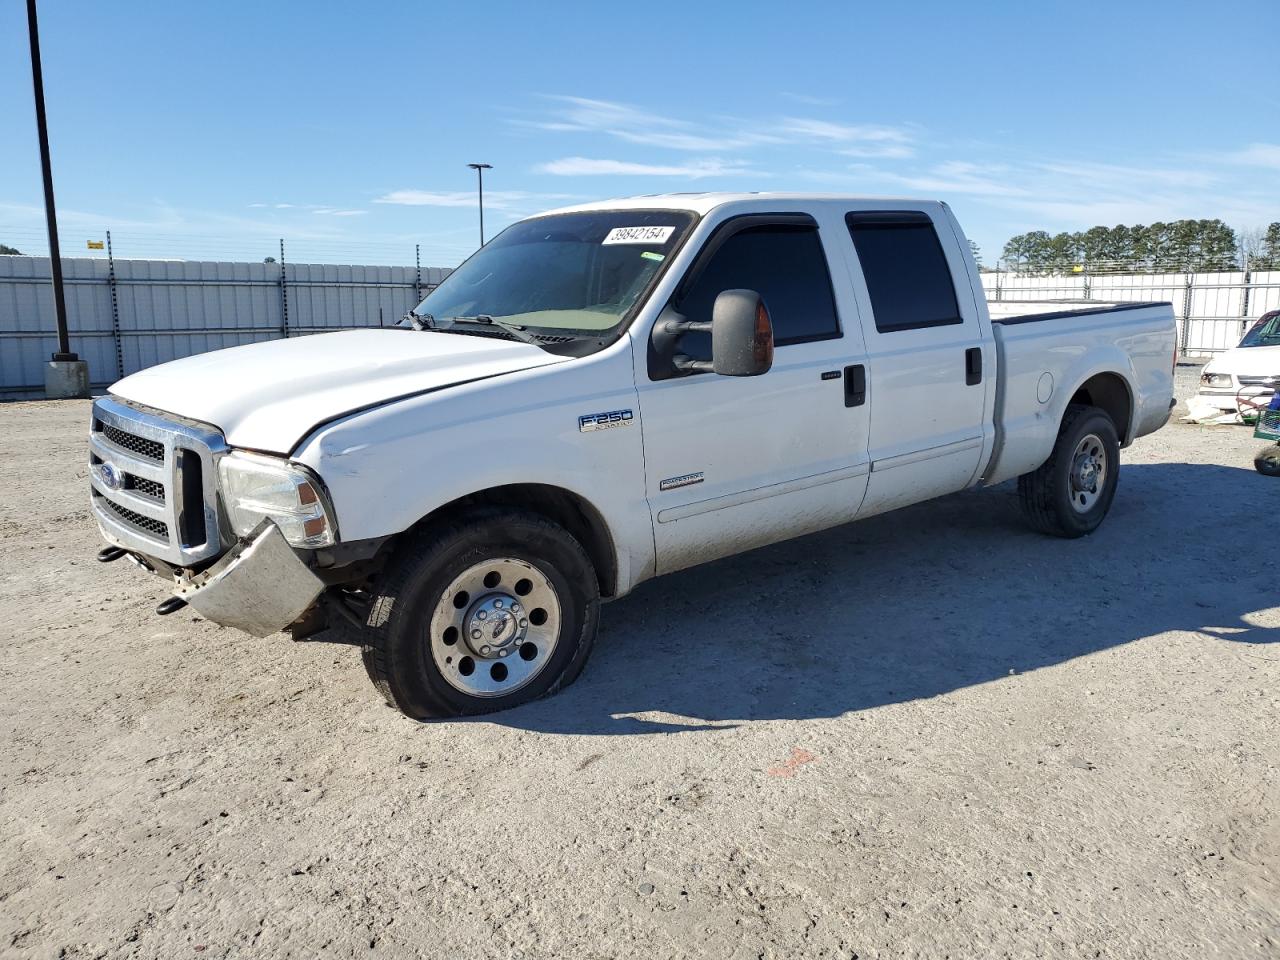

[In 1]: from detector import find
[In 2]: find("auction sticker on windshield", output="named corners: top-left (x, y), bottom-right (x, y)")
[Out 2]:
top-left (602, 226), bottom-right (676, 245)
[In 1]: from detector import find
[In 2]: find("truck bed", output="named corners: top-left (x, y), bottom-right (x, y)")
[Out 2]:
top-left (981, 300), bottom-right (1176, 486)
top-left (987, 300), bottom-right (1170, 324)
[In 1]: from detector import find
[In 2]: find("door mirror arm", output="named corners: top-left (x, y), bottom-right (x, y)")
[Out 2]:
top-left (647, 290), bottom-right (774, 379)
top-left (661, 318), bottom-right (715, 374)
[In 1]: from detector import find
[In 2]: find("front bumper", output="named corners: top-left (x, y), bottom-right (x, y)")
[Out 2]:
top-left (1191, 388), bottom-right (1243, 412)
top-left (174, 522), bottom-right (323, 637)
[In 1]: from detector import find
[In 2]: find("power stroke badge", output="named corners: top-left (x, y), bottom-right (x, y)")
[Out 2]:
top-left (578, 409), bottom-right (634, 433)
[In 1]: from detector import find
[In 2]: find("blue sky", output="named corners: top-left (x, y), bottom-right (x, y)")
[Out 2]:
top-left (2, 0), bottom-right (1278, 267)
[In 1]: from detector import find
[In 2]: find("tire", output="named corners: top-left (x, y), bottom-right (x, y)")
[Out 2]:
top-left (1018, 404), bottom-right (1121, 538)
top-left (359, 507), bottom-right (600, 719)
top-left (1256, 446), bottom-right (1280, 477)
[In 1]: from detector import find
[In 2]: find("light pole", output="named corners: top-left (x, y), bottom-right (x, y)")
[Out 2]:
top-left (27, 0), bottom-right (87, 397)
top-left (467, 162), bottom-right (492, 247)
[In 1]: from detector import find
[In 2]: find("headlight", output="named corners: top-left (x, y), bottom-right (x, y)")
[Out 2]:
top-left (1200, 372), bottom-right (1232, 389)
top-left (217, 452), bottom-right (336, 547)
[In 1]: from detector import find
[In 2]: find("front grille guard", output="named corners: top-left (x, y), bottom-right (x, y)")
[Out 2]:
top-left (89, 396), bottom-right (228, 567)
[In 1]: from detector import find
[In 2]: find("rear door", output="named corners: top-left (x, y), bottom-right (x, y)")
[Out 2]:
top-left (841, 207), bottom-right (992, 517)
top-left (634, 209), bottom-right (871, 575)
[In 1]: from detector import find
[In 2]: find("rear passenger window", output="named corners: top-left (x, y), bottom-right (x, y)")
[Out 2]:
top-left (846, 212), bottom-right (962, 332)
top-left (678, 224), bottom-right (840, 347)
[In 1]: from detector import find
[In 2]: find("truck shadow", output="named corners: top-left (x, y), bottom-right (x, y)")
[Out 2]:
top-left (489, 461), bottom-right (1280, 736)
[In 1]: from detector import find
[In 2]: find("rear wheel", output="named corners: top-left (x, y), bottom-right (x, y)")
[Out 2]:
top-left (1018, 405), bottom-right (1121, 538)
top-left (360, 508), bottom-right (600, 719)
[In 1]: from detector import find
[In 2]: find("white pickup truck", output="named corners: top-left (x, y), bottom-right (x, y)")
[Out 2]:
top-left (89, 194), bottom-right (1175, 718)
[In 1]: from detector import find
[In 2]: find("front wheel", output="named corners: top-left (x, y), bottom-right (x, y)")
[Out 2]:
top-left (359, 508), bottom-right (600, 719)
top-left (1256, 445), bottom-right (1280, 477)
top-left (1018, 404), bottom-right (1121, 538)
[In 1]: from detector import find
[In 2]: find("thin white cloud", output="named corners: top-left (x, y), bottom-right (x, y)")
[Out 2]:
top-left (838, 144), bottom-right (916, 160)
top-left (779, 92), bottom-right (841, 107)
top-left (248, 201), bottom-right (369, 215)
top-left (778, 118), bottom-right (909, 144)
top-left (516, 96), bottom-right (777, 152)
top-left (1036, 160), bottom-right (1217, 190)
top-left (537, 157), bottom-right (754, 178)
top-left (834, 150), bottom-right (1275, 248)
top-left (517, 95), bottom-right (913, 156)
top-left (374, 190), bottom-right (478, 208)
top-left (374, 189), bottom-right (578, 209)
top-left (859, 161), bottom-right (1030, 197)
top-left (783, 119), bottom-right (915, 157)
top-left (1223, 143), bottom-right (1280, 169)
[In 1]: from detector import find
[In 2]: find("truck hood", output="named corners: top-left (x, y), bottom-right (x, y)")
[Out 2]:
top-left (1203, 343), bottom-right (1280, 378)
top-left (110, 329), bottom-right (568, 452)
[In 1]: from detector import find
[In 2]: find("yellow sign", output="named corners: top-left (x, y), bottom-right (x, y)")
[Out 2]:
top-left (86, 240), bottom-right (104, 250)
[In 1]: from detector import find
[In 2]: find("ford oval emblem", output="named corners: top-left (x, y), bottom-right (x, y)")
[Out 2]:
top-left (97, 462), bottom-right (121, 491)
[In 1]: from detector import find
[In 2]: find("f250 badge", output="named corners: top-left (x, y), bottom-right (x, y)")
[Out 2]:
top-left (578, 409), bottom-right (634, 433)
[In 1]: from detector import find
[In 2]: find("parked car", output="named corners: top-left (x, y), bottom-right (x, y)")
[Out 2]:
top-left (88, 194), bottom-right (1176, 718)
top-left (1192, 309), bottom-right (1280, 413)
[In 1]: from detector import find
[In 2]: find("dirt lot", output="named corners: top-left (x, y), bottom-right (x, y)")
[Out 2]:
top-left (1, 390), bottom-right (1277, 959)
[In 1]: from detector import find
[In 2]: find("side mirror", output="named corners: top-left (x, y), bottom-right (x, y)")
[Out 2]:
top-left (710, 289), bottom-right (773, 377)
top-left (649, 289), bottom-right (774, 379)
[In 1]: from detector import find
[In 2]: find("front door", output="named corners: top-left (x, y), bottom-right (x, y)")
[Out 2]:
top-left (634, 212), bottom-right (871, 575)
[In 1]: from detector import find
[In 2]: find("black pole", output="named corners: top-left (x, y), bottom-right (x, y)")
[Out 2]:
top-left (467, 162), bottom-right (492, 248)
top-left (26, 0), bottom-right (75, 361)
top-left (477, 167), bottom-right (484, 247)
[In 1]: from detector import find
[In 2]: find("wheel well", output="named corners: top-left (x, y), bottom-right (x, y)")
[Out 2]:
top-left (1069, 373), bottom-right (1132, 442)
top-left (410, 484), bottom-right (618, 598)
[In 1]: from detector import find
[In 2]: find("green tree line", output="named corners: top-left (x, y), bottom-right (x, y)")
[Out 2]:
top-left (1001, 221), bottom-right (1280, 274)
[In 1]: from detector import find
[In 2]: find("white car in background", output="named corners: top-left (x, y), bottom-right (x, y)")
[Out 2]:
top-left (1193, 310), bottom-right (1280, 414)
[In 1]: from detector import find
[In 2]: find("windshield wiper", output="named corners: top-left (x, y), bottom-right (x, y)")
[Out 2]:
top-left (447, 314), bottom-right (541, 346)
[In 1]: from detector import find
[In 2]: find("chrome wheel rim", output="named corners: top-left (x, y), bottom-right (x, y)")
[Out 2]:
top-left (429, 557), bottom-right (561, 698)
top-left (1068, 433), bottom-right (1107, 514)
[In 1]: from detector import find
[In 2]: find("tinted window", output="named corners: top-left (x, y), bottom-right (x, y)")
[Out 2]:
top-left (677, 224), bottom-right (840, 352)
top-left (846, 213), bottom-right (962, 332)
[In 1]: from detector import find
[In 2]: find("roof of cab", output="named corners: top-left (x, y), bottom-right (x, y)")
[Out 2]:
top-left (538, 192), bottom-right (941, 217)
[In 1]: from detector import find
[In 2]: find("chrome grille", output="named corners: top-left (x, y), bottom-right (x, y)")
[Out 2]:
top-left (101, 423), bottom-right (165, 462)
top-left (89, 397), bottom-right (228, 566)
top-left (124, 474), bottom-right (165, 501)
top-left (1238, 375), bottom-right (1277, 388)
top-left (102, 498), bottom-right (169, 540)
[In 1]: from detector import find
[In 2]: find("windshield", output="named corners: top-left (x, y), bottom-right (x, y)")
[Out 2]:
top-left (1240, 311), bottom-right (1280, 348)
top-left (410, 209), bottom-right (695, 337)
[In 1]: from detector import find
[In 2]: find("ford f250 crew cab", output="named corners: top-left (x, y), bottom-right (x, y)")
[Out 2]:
top-left (89, 194), bottom-right (1176, 719)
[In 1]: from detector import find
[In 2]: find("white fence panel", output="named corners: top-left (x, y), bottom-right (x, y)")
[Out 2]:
top-left (984, 268), bottom-right (1279, 358)
top-left (0, 256), bottom-right (448, 396)
top-left (1251, 271), bottom-right (1280, 316)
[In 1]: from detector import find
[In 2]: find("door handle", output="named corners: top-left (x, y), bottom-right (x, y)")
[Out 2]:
top-left (965, 348), bottom-right (982, 386)
top-left (844, 364), bottom-right (866, 407)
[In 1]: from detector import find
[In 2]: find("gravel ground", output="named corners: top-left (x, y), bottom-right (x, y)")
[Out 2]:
top-left (1, 382), bottom-right (1277, 959)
